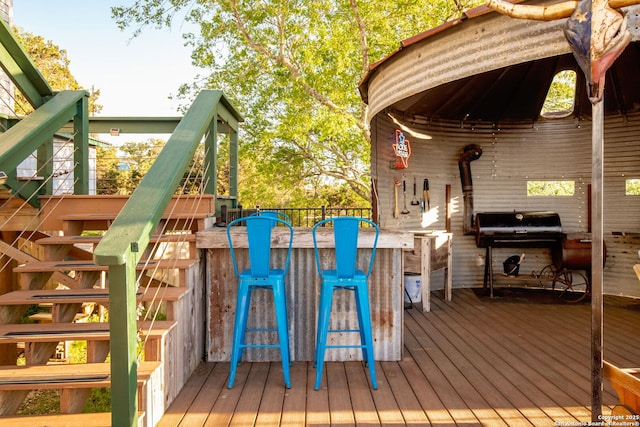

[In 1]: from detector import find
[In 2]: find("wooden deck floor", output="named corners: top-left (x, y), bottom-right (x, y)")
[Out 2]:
top-left (158, 288), bottom-right (640, 426)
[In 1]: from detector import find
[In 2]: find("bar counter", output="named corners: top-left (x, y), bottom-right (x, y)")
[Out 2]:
top-left (197, 227), bottom-right (413, 362)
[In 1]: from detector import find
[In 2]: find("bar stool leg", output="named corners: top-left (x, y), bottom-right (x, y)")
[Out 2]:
top-left (228, 282), bottom-right (251, 388)
top-left (272, 281), bottom-right (291, 388)
top-left (314, 283), bottom-right (334, 390)
top-left (355, 284), bottom-right (378, 389)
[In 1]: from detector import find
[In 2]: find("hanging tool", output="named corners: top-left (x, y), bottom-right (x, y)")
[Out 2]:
top-left (423, 178), bottom-right (430, 211)
top-left (393, 178), bottom-right (400, 218)
top-left (401, 179), bottom-right (410, 214)
top-left (411, 176), bottom-right (420, 206)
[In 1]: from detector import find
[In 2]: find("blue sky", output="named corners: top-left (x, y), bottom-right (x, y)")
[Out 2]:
top-left (13, 1), bottom-right (200, 141)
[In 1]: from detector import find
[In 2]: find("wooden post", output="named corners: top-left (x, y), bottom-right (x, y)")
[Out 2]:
top-left (445, 184), bottom-right (451, 232)
top-left (591, 100), bottom-right (604, 421)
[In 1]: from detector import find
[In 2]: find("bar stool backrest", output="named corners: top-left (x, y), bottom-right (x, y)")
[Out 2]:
top-left (227, 215), bottom-right (294, 278)
top-left (312, 216), bottom-right (379, 279)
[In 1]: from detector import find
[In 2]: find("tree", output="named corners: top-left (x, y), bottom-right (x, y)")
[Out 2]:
top-left (96, 145), bottom-right (127, 194)
top-left (12, 28), bottom-right (102, 115)
top-left (112, 0), bottom-right (483, 207)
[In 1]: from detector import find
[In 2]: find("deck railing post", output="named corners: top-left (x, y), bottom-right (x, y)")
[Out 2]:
top-left (108, 257), bottom-right (139, 427)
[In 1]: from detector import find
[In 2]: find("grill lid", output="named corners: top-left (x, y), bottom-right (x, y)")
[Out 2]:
top-left (475, 211), bottom-right (562, 247)
top-left (476, 211), bottom-right (561, 233)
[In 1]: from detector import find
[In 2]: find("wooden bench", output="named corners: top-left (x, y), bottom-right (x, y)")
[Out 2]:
top-left (604, 360), bottom-right (640, 416)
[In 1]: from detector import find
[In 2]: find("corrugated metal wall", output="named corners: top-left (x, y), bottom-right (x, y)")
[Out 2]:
top-left (373, 111), bottom-right (640, 298)
top-left (207, 246), bottom-right (404, 362)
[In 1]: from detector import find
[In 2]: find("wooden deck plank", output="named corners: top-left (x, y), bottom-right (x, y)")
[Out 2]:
top-left (157, 288), bottom-right (640, 427)
top-left (403, 316), bottom-right (480, 424)
top-left (405, 312), bottom-right (510, 426)
top-left (449, 290), bottom-right (595, 421)
top-left (344, 361), bottom-right (380, 426)
top-left (156, 362), bottom-right (216, 427)
top-left (408, 307), bottom-right (532, 426)
top-left (175, 363), bottom-right (226, 427)
top-left (280, 362), bottom-right (308, 426)
top-left (255, 363), bottom-right (287, 426)
top-left (423, 298), bottom-right (559, 425)
top-left (379, 361), bottom-right (430, 425)
top-left (304, 361), bottom-right (330, 427)
top-left (203, 362), bottom-right (251, 427)
top-left (228, 362), bottom-right (268, 426)
top-left (394, 349), bottom-right (457, 426)
top-left (325, 362), bottom-right (356, 425)
top-left (367, 361), bottom-right (407, 426)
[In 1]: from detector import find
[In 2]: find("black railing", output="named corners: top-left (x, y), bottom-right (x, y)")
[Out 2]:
top-left (220, 206), bottom-right (373, 227)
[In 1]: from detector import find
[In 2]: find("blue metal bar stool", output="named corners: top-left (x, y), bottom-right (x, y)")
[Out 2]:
top-left (312, 216), bottom-right (379, 390)
top-left (226, 215), bottom-right (294, 388)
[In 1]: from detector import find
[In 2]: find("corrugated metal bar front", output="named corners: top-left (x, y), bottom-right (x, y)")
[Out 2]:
top-left (206, 244), bottom-right (404, 362)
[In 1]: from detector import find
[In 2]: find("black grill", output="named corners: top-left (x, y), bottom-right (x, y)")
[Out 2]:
top-left (475, 211), bottom-right (562, 248)
top-left (475, 211), bottom-right (563, 296)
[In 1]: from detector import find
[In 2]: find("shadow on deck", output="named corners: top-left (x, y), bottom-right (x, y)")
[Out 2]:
top-left (159, 288), bottom-right (640, 426)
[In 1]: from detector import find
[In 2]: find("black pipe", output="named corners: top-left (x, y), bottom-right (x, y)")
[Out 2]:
top-left (458, 144), bottom-right (483, 235)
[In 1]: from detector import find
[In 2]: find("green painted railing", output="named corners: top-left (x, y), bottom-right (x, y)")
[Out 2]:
top-left (93, 90), bottom-right (241, 427)
top-left (0, 90), bottom-right (89, 205)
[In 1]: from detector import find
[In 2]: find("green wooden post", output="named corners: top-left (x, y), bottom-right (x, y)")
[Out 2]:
top-left (204, 117), bottom-right (217, 196)
top-left (229, 127), bottom-right (239, 208)
top-left (108, 255), bottom-right (140, 427)
top-left (73, 94), bottom-right (89, 194)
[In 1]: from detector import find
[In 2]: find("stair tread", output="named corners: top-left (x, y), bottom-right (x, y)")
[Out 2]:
top-left (14, 258), bottom-right (197, 272)
top-left (0, 411), bottom-right (145, 426)
top-left (60, 212), bottom-right (211, 220)
top-left (0, 361), bottom-right (161, 389)
top-left (36, 233), bottom-right (196, 245)
top-left (0, 286), bottom-right (189, 305)
top-left (0, 320), bottom-right (175, 343)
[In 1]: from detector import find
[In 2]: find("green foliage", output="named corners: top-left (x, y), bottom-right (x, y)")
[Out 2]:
top-left (12, 28), bottom-right (103, 115)
top-left (111, 0), bottom-right (484, 207)
top-left (527, 180), bottom-right (575, 196)
top-left (96, 145), bottom-right (128, 195)
top-left (625, 179), bottom-right (640, 195)
top-left (541, 70), bottom-right (577, 117)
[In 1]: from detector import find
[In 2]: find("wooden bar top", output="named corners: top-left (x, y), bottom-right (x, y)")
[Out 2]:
top-left (196, 226), bottom-right (414, 249)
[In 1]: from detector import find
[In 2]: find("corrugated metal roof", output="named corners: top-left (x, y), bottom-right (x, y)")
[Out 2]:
top-left (359, 3), bottom-right (640, 122)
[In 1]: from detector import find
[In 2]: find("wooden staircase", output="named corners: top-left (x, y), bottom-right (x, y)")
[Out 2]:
top-left (0, 194), bottom-right (211, 426)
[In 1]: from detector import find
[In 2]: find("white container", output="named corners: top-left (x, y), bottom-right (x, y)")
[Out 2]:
top-left (404, 273), bottom-right (421, 303)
